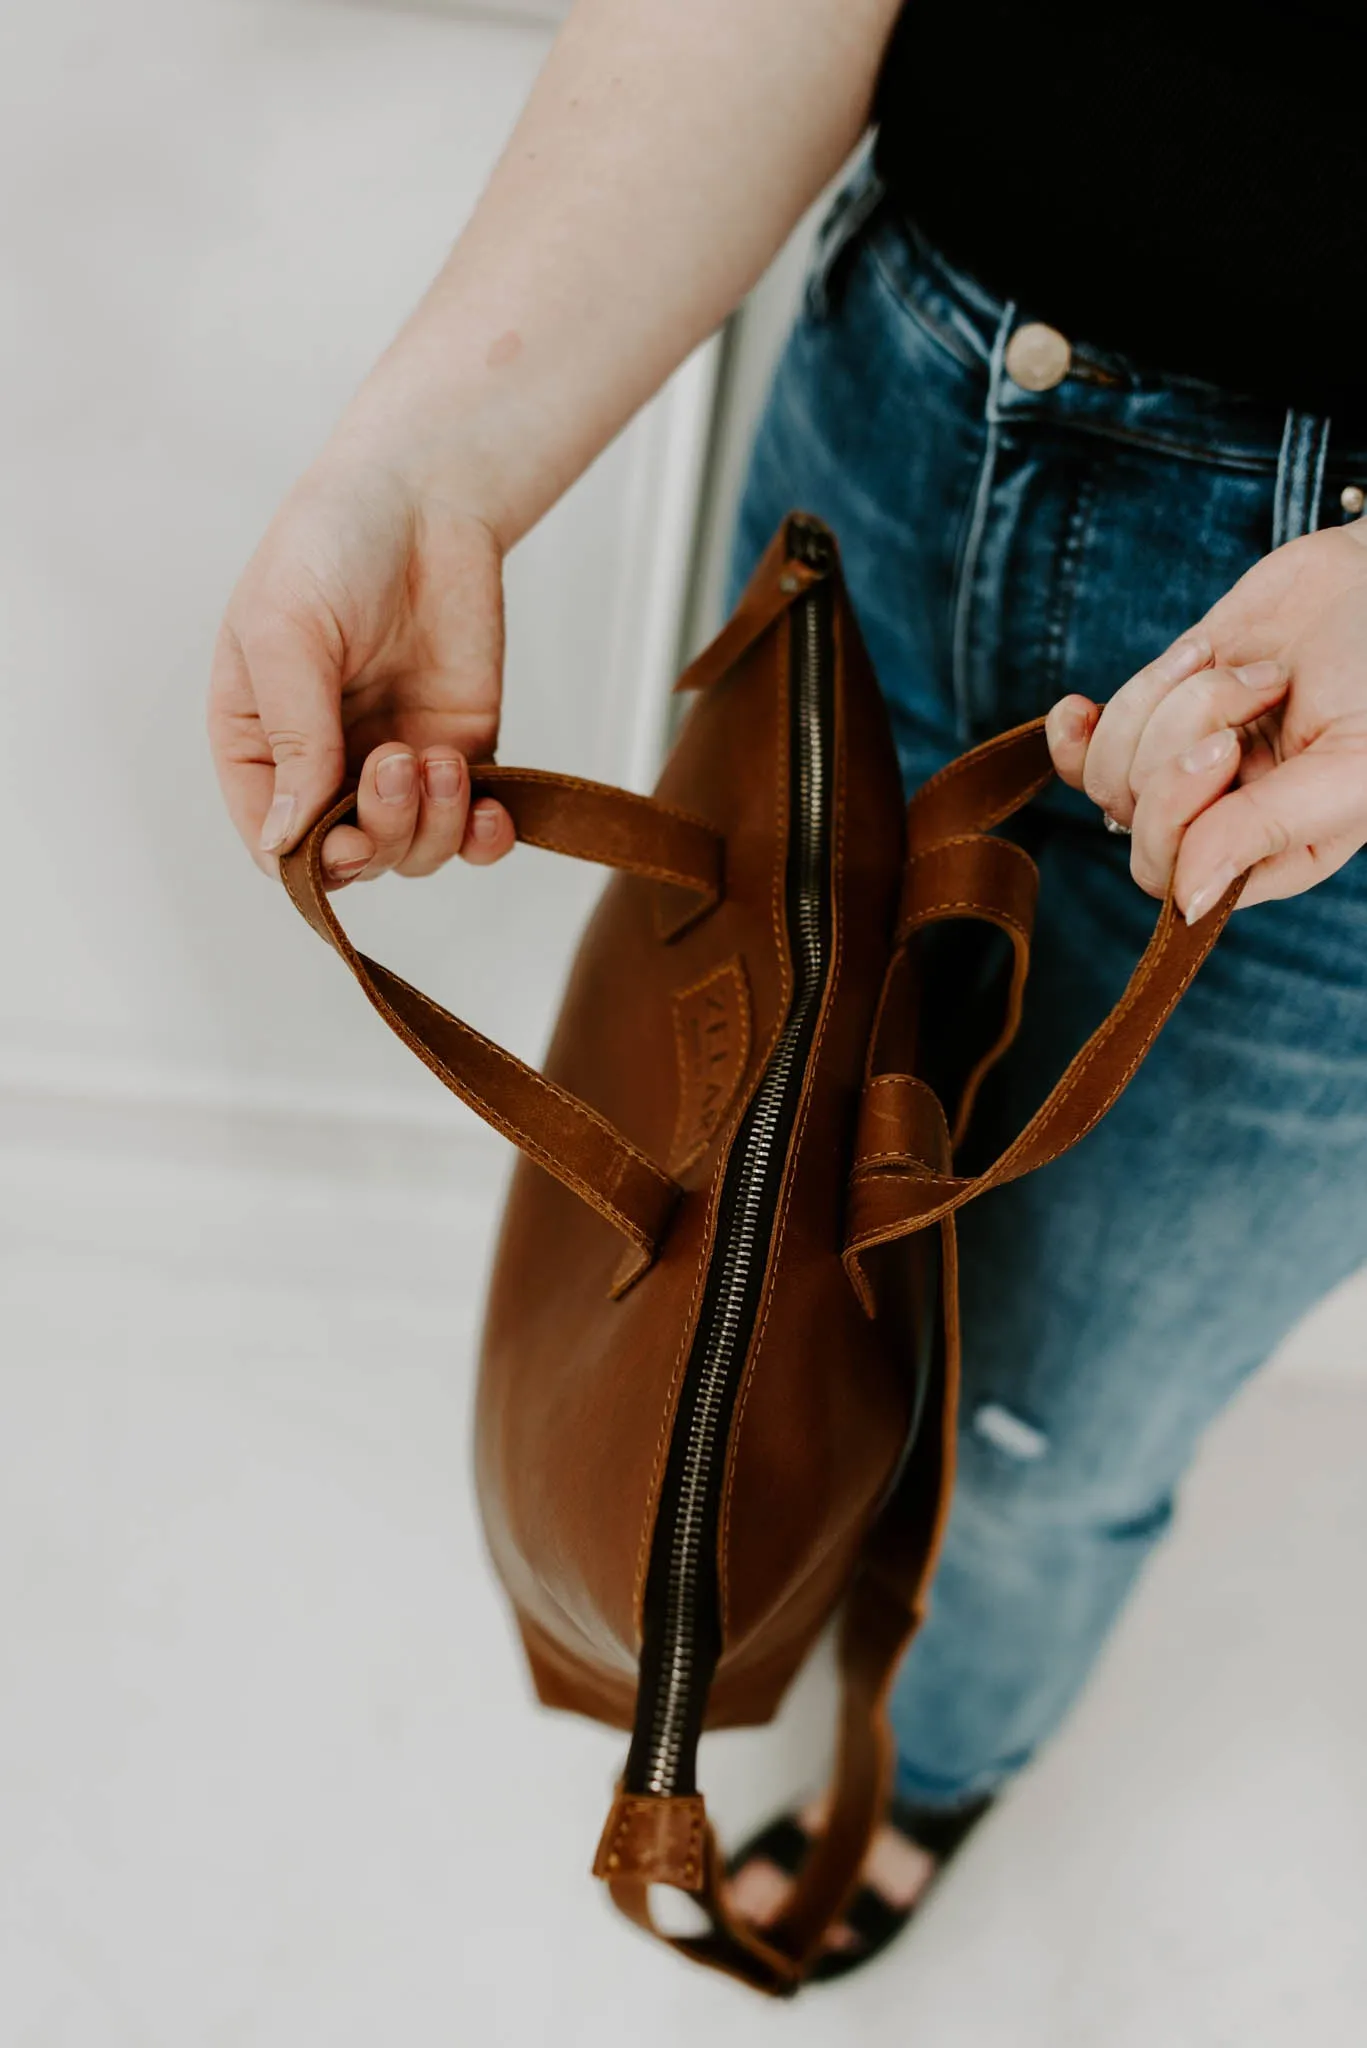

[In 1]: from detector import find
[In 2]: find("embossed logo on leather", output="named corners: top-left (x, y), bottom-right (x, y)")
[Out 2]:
top-left (669, 957), bottom-right (751, 1174)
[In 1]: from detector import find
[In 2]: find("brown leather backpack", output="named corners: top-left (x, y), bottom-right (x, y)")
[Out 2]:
top-left (281, 514), bottom-right (1239, 1994)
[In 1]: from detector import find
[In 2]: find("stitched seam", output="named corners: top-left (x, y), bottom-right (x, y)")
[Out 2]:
top-left (394, 973), bottom-right (673, 1198)
top-left (285, 810), bottom-right (672, 1232)
top-left (949, 304), bottom-right (1013, 735)
top-left (1023, 414), bottom-right (1281, 475)
top-left (853, 1150), bottom-right (942, 1170)
top-left (900, 900), bottom-right (1031, 945)
top-left (364, 976), bottom-right (655, 1250)
top-left (633, 644), bottom-right (797, 1622)
top-left (846, 915), bottom-right (1215, 1248)
top-left (901, 834), bottom-right (1038, 896)
top-left (668, 958), bottom-right (752, 1176)
top-left (865, 235), bottom-right (984, 375)
top-left (480, 767), bottom-right (718, 836)
top-left (906, 831), bottom-right (1035, 858)
top-left (604, 1799), bottom-right (704, 1885)
top-left (717, 607), bottom-right (847, 1632)
top-left (715, 614), bottom-right (800, 1630)
top-left (1040, 462), bottom-right (1099, 701)
top-left (529, 843), bottom-right (716, 894)
top-left (908, 730), bottom-right (1054, 839)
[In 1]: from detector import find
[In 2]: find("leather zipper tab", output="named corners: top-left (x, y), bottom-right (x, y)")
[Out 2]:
top-left (593, 1790), bottom-right (709, 1891)
top-left (674, 514), bottom-right (835, 696)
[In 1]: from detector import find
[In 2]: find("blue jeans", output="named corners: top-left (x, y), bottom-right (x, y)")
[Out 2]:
top-left (729, 170), bottom-right (1367, 1811)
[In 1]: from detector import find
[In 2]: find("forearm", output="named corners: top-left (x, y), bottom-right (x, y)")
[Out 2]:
top-left (327, 0), bottom-right (900, 545)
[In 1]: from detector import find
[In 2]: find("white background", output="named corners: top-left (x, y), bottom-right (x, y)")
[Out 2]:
top-left (2, 5), bottom-right (1364, 2045)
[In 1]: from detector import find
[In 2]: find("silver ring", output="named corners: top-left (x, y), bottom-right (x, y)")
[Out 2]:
top-left (1103, 813), bottom-right (1132, 837)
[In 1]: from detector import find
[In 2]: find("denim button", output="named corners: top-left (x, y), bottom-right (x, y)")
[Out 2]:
top-left (1005, 321), bottom-right (1072, 392)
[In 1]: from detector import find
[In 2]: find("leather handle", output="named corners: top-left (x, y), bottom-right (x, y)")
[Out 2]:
top-left (279, 768), bottom-right (725, 1279)
top-left (846, 716), bottom-right (1244, 1304)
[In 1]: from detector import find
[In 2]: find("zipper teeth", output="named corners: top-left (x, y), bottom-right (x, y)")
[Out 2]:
top-left (640, 592), bottom-right (830, 1796)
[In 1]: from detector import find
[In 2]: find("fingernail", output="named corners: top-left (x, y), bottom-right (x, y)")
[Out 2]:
top-left (423, 755), bottom-right (464, 802)
top-left (259, 790), bottom-right (297, 852)
top-left (1179, 729), bottom-right (1239, 774)
top-left (1233, 659), bottom-right (1283, 691)
top-left (1159, 638), bottom-right (1209, 683)
top-left (325, 855), bottom-right (370, 882)
top-left (1049, 701), bottom-right (1089, 745)
top-left (471, 802), bottom-right (500, 843)
top-left (1184, 860), bottom-right (1240, 926)
top-left (375, 752), bottom-right (417, 804)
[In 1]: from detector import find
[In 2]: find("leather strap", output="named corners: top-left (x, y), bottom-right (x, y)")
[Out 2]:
top-left (846, 721), bottom-right (1244, 1306)
top-left (673, 521), bottom-right (823, 697)
top-left (896, 830), bottom-right (1039, 1146)
top-left (279, 768), bottom-right (725, 1273)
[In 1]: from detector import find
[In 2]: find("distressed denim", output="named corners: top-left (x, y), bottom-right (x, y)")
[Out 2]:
top-left (729, 168), bottom-right (1367, 1809)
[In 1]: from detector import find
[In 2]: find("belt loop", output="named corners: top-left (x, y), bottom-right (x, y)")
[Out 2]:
top-left (1273, 410), bottom-right (1332, 548)
top-left (950, 297), bottom-right (1017, 739)
top-left (1308, 415), bottom-right (1331, 535)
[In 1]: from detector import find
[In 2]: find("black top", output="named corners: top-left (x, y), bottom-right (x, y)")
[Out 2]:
top-left (874, 1), bottom-right (1365, 418)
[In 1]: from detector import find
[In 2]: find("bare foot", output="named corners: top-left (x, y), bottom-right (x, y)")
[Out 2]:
top-left (726, 1794), bottom-right (938, 1956)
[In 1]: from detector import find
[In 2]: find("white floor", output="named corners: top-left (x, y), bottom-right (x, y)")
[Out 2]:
top-left (2, 1108), bottom-right (1365, 2048)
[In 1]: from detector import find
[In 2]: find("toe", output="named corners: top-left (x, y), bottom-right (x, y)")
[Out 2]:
top-left (725, 1857), bottom-right (793, 1929)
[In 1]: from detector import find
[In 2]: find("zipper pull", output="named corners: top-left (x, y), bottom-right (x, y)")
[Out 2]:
top-left (784, 513), bottom-right (836, 578)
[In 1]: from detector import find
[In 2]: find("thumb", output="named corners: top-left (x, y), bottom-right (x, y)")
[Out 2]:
top-left (212, 613), bottom-right (348, 867)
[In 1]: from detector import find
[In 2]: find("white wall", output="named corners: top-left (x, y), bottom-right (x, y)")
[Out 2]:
top-left (0, 0), bottom-right (715, 1156)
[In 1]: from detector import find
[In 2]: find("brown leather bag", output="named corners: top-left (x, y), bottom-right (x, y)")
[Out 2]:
top-left (280, 514), bottom-right (1240, 1994)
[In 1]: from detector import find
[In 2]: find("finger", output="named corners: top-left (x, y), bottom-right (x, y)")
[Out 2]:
top-left (1044, 695), bottom-right (1101, 789)
top-left (1082, 632), bottom-right (1213, 826)
top-left (1128, 725), bottom-right (1242, 899)
top-left (231, 617), bottom-right (347, 863)
top-left (1129, 659), bottom-right (1288, 795)
top-left (396, 749), bottom-right (473, 878)
top-left (352, 743), bottom-right (421, 878)
top-left (208, 629), bottom-right (274, 867)
top-left (1177, 749), bottom-right (1367, 923)
top-left (318, 821), bottom-right (374, 891)
top-left (459, 797), bottom-right (515, 867)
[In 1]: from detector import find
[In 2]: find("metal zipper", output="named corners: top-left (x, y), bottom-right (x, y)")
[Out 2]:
top-left (625, 520), bottom-right (836, 1799)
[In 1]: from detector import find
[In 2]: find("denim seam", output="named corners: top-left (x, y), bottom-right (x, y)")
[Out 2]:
top-left (866, 234), bottom-right (989, 378)
top-left (999, 410), bottom-right (1289, 477)
top-left (1308, 416), bottom-right (1332, 536)
top-left (1040, 461), bottom-right (1101, 702)
top-left (1274, 410), bottom-right (1302, 548)
top-left (950, 299), bottom-right (1018, 738)
top-left (1272, 409), bottom-right (1332, 547)
top-left (804, 157), bottom-right (888, 324)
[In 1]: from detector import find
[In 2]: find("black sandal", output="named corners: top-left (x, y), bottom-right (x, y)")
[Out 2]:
top-left (726, 1791), bottom-right (993, 1982)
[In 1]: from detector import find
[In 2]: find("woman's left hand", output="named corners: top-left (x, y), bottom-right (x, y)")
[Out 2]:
top-left (1046, 519), bottom-right (1367, 924)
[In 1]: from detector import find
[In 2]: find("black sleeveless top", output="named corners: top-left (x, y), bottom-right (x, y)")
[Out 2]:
top-left (874, 1), bottom-right (1365, 418)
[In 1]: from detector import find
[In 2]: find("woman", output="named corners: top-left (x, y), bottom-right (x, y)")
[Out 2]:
top-left (208, 0), bottom-right (1367, 1976)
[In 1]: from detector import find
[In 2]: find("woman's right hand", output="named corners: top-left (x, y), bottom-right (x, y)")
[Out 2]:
top-left (209, 454), bottom-right (515, 888)
top-left (207, 0), bottom-right (904, 888)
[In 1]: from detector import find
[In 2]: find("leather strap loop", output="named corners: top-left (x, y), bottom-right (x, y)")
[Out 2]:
top-left (896, 832), bottom-right (1039, 1144)
top-left (846, 869), bottom-right (1243, 1297)
top-left (897, 832), bottom-right (1038, 950)
top-left (470, 767), bottom-right (723, 934)
top-left (853, 1072), bottom-right (951, 1177)
top-left (905, 719), bottom-right (1054, 853)
top-left (277, 772), bottom-right (720, 1271)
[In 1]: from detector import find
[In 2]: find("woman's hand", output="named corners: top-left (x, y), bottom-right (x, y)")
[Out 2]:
top-left (207, 0), bottom-right (902, 886)
top-left (209, 460), bottom-right (515, 887)
top-left (1046, 520), bottom-right (1367, 923)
